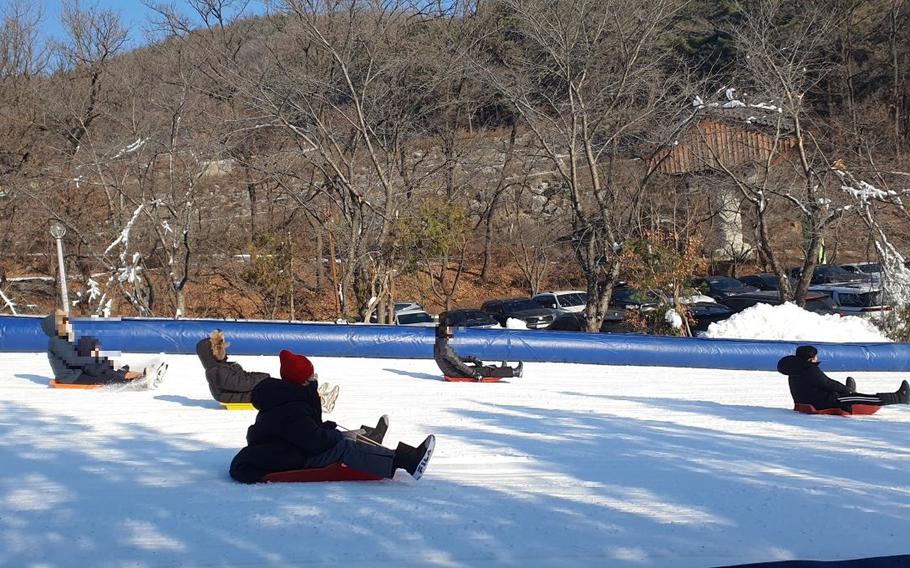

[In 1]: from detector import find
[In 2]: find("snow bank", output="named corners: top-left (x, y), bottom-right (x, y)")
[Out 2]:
top-left (505, 317), bottom-right (528, 329)
top-left (702, 302), bottom-right (890, 342)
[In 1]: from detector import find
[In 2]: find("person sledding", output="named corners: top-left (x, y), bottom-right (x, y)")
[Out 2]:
top-left (777, 345), bottom-right (909, 413)
top-left (433, 316), bottom-right (522, 380)
top-left (196, 330), bottom-right (340, 408)
top-left (229, 349), bottom-right (435, 483)
top-left (42, 309), bottom-right (165, 386)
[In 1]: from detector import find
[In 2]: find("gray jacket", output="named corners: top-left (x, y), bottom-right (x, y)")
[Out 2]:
top-left (41, 314), bottom-right (105, 383)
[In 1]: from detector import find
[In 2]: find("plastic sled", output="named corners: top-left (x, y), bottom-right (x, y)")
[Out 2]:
top-left (794, 403), bottom-right (881, 416)
top-left (261, 463), bottom-right (383, 483)
top-left (48, 380), bottom-right (102, 390)
top-left (444, 375), bottom-right (503, 383)
top-left (220, 402), bottom-right (255, 410)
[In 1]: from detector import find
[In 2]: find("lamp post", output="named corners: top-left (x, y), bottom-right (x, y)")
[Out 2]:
top-left (49, 220), bottom-right (70, 315)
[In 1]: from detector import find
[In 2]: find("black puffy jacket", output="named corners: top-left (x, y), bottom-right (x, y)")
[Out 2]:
top-left (195, 339), bottom-right (270, 403)
top-left (244, 378), bottom-right (343, 457)
top-left (777, 355), bottom-right (850, 409)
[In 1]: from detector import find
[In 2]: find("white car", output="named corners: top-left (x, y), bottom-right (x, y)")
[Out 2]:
top-left (393, 309), bottom-right (438, 327)
top-left (808, 282), bottom-right (890, 321)
top-left (532, 290), bottom-right (588, 314)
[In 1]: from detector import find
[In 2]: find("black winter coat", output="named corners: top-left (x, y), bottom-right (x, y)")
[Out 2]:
top-left (195, 339), bottom-right (270, 403)
top-left (777, 355), bottom-right (850, 409)
top-left (245, 378), bottom-right (343, 458)
top-left (433, 336), bottom-right (478, 378)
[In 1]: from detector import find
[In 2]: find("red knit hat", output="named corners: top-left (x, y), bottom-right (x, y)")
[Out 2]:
top-left (279, 350), bottom-right (315, 385)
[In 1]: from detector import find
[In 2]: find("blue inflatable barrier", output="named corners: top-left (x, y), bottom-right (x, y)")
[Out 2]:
top-left (3, 314), bottom-right (909, 372)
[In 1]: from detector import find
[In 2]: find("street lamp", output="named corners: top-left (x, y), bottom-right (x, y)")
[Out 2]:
top-left (49, 220), bottom-right (70, 315)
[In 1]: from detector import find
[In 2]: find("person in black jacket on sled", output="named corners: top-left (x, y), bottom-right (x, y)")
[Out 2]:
top-left (229, 349), bottom-right (435, 483)
top-left (777, 345), bottom-right (909, 412)
top-left (433, 316), bottom-right (523, 380)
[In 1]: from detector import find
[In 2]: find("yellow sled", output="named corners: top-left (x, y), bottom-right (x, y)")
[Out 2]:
top-left (220, 402), bottom-right (255, 410)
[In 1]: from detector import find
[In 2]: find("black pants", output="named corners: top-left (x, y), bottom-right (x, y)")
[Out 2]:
top-left (830, 391), bottom-right (904, 411)
top-left (74, 368), bottom-right (130, 385)
top-left (229, 438), bottom-right (396, 484)
top-left (472, 364), bottom-right (515, 378)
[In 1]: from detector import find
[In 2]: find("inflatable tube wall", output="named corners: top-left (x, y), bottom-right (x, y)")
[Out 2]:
top-left (3, 314), bottom-right (908, 372)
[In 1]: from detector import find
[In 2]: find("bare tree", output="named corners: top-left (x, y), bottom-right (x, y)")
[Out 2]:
top-left (488, 0), bottom-right (687, 331)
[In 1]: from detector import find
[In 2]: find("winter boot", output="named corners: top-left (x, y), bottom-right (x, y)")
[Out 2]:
top-left (846, 376), bottom-right (856, 393)
top-left (361, 415), bottom-right (390, 444)
top-left (393, 435), bottom-right (436, 480)
top-left (875, 381), bottom-right (909, 405)
top-left (514, 362), bottom-right (523, 378)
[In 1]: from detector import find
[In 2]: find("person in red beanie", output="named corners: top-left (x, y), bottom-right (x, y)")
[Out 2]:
top-left (229, 349), bottom-right (435, 483)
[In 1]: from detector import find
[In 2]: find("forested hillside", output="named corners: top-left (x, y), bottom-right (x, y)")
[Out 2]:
top-left (2, 0), bottom-right (910, 330)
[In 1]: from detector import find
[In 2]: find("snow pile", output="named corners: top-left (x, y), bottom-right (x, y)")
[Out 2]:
top-left (702, 302), bottom-right (890, 342)
top-left (505, 317), bottom-right (528, 329)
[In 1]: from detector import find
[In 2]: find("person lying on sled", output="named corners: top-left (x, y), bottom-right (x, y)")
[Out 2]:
top-left (42, 309), bottom-right (151, 385)
top-left (229, 350), bottom-right (435, 483)
top-left (433, 318), bottom-right (522, 380)
top-left (777, 345), bottom-right (909, 412)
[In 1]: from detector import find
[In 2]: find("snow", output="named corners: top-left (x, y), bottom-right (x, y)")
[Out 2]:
top-left (3, 351), bottom-right (910, 567)
top-left (703, 302), bottom-right (890, 342)
top-left (505, 317), bottom-right (528, 329)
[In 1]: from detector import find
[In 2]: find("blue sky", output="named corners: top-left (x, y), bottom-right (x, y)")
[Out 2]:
top-left (36, 0), bottom-right (270, 47)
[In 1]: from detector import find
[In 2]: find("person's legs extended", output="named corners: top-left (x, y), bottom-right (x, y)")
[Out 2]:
top-left (836, 380), bottom-right (910, 410)
top-left (302, 438), bottom-right (396, 478)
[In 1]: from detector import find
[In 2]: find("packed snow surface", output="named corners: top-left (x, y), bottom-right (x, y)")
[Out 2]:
top-left (703, 301), bottom-right (891, 342)
top-left (2, 352), bottom-right (909, 567)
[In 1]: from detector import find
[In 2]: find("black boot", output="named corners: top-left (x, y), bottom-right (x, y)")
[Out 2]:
top-left (514, 362), bottom-right (523, 378)
top-left (899, 380), bottom-right (910, 404)
top-left (361, 415), bottom-right (389, 444)
top-left (392, 435), bottom-right (436, 480)
top-left (846, 376), bottom-right (856, 393)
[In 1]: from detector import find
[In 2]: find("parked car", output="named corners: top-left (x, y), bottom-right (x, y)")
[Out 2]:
top-left (839, 262), bottom-right (882, 284)
top-left (442, 309), bottom-right (501, 329)
top-left (546, 308), bottom-right (632, 332)
top-left (691, 276), bottom-right (759, 301)
top-left (610, 286), bottom-right (660, 310)
top-left (368, 301), bottom-right (427, 323)
top-left (480, 298), bottom-right (558, 329)
top-left (808, 282), bottom-right (891, 321)
top-left (720, 290), bottom-right (840, 315)
top-left (532, 290), bottom-right (588, 314)
top-left (789, 264), bottom-right (865, 285)
top-left (737, 273), bottom-right (795, 291)
top-left (685, 298), bottom-right (734, 332)
top-left (394, 309), bottom-right (437, 326)
top-left (610, 286), bottom-right (732, 331)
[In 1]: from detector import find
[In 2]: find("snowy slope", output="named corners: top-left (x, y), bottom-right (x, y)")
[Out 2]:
top-left (2, 352), bottom-right (910, 567)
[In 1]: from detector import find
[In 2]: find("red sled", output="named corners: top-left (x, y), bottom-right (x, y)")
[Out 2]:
top-left (48, 380), bottom-right (102, 390)
top-left (261, 463), bottom-right (383, 483)
top-left (443, 375), bottom-right (503, 383)
top-left (794, 403), bottom-right (881, 416)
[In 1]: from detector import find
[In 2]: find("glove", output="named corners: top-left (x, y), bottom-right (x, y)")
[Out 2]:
top-left (322, 421), bottom-right (337, 430)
